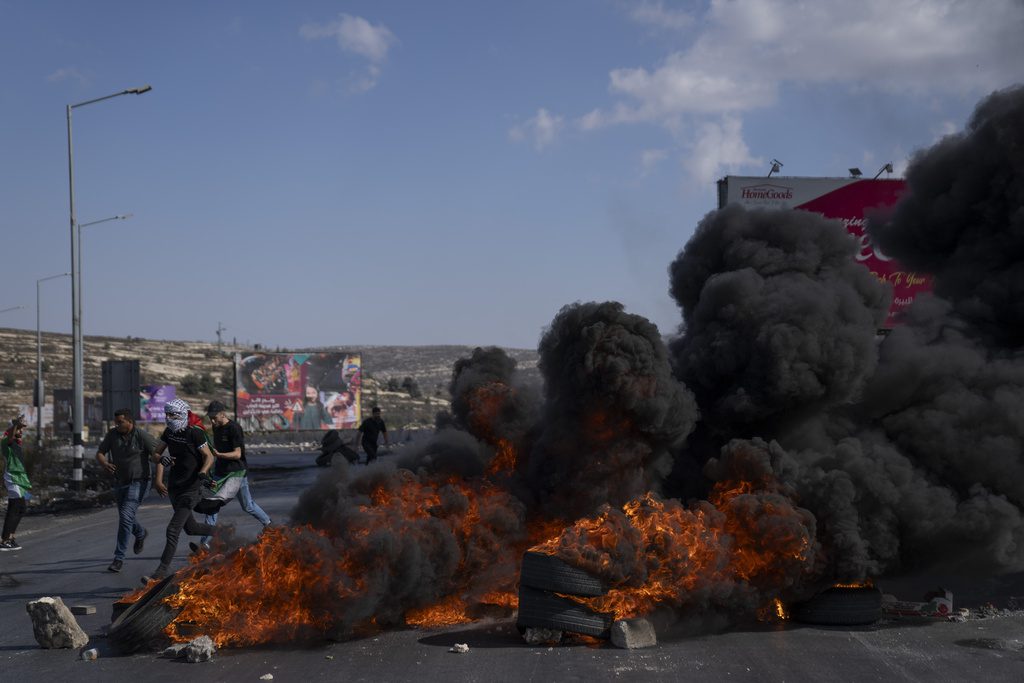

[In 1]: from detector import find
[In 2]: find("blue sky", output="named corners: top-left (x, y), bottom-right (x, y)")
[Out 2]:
top-left (1, 1), bottom-right (1021, 349)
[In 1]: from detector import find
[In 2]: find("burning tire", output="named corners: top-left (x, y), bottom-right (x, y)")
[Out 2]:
top-left (519, 551), bottom-right (607, 597)
top-left (791, 585), bottom-right (883, 626)
top-left (516, 585), bottom-right (613, 639)
top-left (108, 575), bottom-right (181, 654)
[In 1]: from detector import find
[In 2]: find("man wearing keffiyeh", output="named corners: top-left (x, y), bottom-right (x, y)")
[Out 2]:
top-left (143, 398), bottom-right (217, 581)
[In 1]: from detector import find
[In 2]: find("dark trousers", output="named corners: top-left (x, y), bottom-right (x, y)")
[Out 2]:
top-left (159, 486), bottom-right (216, 568)
top-left (2, 497), bottom-right (26, 539)
top-left (363, 439), bottom-right (379, 463)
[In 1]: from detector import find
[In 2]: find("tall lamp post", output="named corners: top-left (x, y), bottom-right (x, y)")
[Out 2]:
top-left (67, 85), bottom-right (151, 489)
top-left (36, 273), bottom-right (70, 447)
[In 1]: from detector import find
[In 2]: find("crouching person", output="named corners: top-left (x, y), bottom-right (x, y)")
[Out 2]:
top-left (143, 398), bottom-right (216, 583)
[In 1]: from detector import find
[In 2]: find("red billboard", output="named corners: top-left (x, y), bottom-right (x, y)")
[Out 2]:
top-left (718, 176), bottom-right (932, 328)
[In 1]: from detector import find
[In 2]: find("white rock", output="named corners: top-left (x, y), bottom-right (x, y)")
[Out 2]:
top-left (184, 635), bottom-right (216, 663)
top-left (25, 597), bottom-right (89, 649)
top-left (610, 618), bottom-right (657, 649)
top-left (80, 648), bottom-right (98, 661)
top-left (260, 675), bottom-right (274, 681)
top-left (162, 643), bottom-right (188, 658)
top-left (449, 643), bottom-right (470, 654)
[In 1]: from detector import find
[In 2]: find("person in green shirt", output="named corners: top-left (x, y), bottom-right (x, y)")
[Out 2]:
top-left (2, 415), bottom-right (30, 551)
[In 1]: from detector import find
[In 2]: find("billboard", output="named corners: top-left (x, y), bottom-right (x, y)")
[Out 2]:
top-left (139, 385), bottom-right (176, 423)
top-left (718, 176), bottom-right (932, 328)
top-left (235, 352), bottom-right (361, 432)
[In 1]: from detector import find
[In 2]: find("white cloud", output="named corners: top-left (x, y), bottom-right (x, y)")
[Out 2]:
top-left (509, 109), bottom-right (564, 151)
top-left (46, 67), bottom-right (88, 86)
top-left (628, 1), bottom-right (694, 31)
top-left (587, 0), bottom-right (1024, 127)
top-left (685, 115), bottom-right (761, 183)
top-left (300, 14), bottom-right (397, 91)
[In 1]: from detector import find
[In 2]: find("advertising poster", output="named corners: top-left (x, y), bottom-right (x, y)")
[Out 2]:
top-left (139, 385), bottom-right (176, 423)
top-left (719, 176), bottom-right (932, 328)
top-left (235, 352), bottom-right (361, 432)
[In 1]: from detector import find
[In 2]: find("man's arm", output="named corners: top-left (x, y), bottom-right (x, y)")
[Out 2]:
top-left (154, 462), bottom-right (167, 497)
top-left (198, 442), bottom-right (215, 474)
top-left (149, 441), bottom-right (167, 463)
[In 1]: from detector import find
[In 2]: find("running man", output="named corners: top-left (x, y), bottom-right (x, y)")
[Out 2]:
top-left (195, 401), bottom-right (271, 552)
top-left (1, 415), bottom-right (30, 551)
top-left (96, 409), bottom-right (158, 572)
top-left (144, 398), bottom-right (216, 581)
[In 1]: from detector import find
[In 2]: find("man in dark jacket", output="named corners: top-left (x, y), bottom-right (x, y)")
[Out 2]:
top-left (144, 398), bottom-right (216, 582)
top-left (96, 409), bottom-right (158, 572)
top-left (355, 406), bottom-right (389, 464)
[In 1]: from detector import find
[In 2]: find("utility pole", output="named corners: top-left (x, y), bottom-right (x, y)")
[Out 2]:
top-left (216, 322), bottom-right (227, 353)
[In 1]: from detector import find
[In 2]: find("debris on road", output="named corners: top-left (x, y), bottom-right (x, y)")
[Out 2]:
top-left (161, 643), bottom-right (188, 658)
top-left (25, 597), bottom-right (89, 649)
top-left (521, 627), bottom-right (563, 645)
top-left (260, 675), bottom-right (274, 681)
top-left (183, 635), bottom-right (216, 663)
top-left (881, 589), bottom-right (953, 620)
top-left (80, 648), bottom-right (98, 661)
top-left (610, 618), bottom-right (657, 649)
top-left (69, 605), bottom-right (96, 616)
top-left (449, 643), bottom-right (469, 654)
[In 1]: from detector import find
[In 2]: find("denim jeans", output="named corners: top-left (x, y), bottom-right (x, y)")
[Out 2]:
top-left (112, 479), bottom-right (150, 561)
top-left (201, 477), bottom-right (271, 546)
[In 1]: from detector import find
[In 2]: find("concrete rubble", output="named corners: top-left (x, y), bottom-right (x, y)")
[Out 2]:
top-left (80, 648), bottom-right (98, 661)
top-left (183, 635), bottom-right (217, 663)
top-left (610, 618), bottom-right (657, 649)
top-left (25, 597), bottom-right (89, 649)
top-left (449, 643), bottom-right (470, 654)
top-left (521, 627), bottom-right (563, 645)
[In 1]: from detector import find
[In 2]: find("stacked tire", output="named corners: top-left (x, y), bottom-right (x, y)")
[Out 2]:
top-left (516, 551), bottom-right (613, 640)
top-left (108, 575), bottom-right (182, 653)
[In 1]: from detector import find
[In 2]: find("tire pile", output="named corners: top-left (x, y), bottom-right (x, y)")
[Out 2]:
top-left (516, 551), bottom-right (614, 640)
top-left (108, 575), bottom-right (182, 653)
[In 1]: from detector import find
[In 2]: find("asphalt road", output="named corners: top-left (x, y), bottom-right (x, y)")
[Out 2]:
top-left (1, 449), bottom-right (1023, 682)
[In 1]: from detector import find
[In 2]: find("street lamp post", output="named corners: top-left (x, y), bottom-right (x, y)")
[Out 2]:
top-left (67, 85), bottom-right (150, 490)
top-left (36, 273), bottom-right (70, 447)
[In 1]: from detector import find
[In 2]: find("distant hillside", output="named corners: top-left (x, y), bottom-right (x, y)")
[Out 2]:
top-left (0, 327), bottom-right (539, 432)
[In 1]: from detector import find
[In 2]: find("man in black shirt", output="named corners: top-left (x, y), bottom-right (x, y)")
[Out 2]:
top-left (96, 409), bottom-right (159, 572)
top-left (356, 406), bottom-right (389, 464)
top-left (195, 401), bottom-right (271, 551)
top-left (144, 398), bottom-right (216, 582)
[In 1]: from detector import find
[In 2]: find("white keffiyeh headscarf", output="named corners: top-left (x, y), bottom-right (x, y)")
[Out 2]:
top-left (164, 398), bottom-right (191, 433)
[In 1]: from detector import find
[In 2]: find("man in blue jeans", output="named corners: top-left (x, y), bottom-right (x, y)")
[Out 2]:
top-left (194, 401), bottom-right (271, 552)
top-left (96, 409), bottom-right (159, 572)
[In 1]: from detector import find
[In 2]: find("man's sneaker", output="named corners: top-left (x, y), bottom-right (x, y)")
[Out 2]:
top-left (1, 539), bottom-right (22, 551)
top-left (139, 566), bottom-right (168, 586)
top-left (0, 540), bottom-right (12, 551)
top-left (133, 530), bottom-right (148, 555)
top-left (188, 541), bottom-right (210, 555)
top-left (107, 559), bottom-right (124, 573)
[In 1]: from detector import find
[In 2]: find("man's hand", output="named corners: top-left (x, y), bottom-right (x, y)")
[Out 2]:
top-left (100, 459), bottom-right (116, 475)
top-left (159, 453), bottom-right (174, 467)
top-left (155, 481), bottom-right (168, 498)
top-left (199, 472), bottom-right (216, 491)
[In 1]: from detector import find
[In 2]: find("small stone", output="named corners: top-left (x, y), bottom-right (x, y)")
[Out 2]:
top-left (70, 605), bottom-right (96, 616)
top-left (80, 648), bottom-right (98, 661)
top-left (325, 655), bottom-right (334, 660)
top-left (183, 635), bottom-right (216, 663)
top-left (162, 643), bottom-right (188, 658)
top-left (610, 618), bottom-right (657, 649)
top-left (25, 597), bottom-right (90, 649)
top-left (449, 643), bottom-right (470, 654)
top-left (521, 627), bottom-right (563, 645)
top-left (260, 675), bottom-right (274, 681)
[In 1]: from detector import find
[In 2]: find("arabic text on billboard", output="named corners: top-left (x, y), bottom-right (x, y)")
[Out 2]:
top-left (235, 353), bottom-right (361, 431)
top-left (721, 176), bottom-right (932, 328)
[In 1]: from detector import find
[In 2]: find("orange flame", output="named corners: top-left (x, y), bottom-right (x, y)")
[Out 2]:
top-left (405, 595), bottom-right (473, 628)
